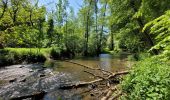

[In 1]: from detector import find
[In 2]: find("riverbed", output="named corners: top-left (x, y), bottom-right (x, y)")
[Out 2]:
top-left (0, 54), bottom-right (132, 100)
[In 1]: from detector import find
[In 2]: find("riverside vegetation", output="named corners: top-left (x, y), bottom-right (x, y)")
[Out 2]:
top-left (1, 0), bottom-right (170, 99)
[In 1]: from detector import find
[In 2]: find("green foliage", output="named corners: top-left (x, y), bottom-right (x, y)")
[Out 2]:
top-left (0, 47), bottom-right (72, 67)
top-left (108, 0), bottom-right (170, 53)
top-left (4, 48), bottom-right (47, 63)
top-left (143, 10), bottom-right (170, 57)
top-left (118, 32), bottom-right (144, 53)
top-left (0, 48), bottom-right (61, 66)
top-left (1, 0), bottom-right (170, 57)
top-left (107, 0), bottom-right (144, 53)
top-left (50, 47), bottom-right (61, 59)
top-left (127, 53), bottom-right (151, 61)
top-left (134, 0), bottom-right (170, 22)
top-left (121, 58), bottom-right (170, 100)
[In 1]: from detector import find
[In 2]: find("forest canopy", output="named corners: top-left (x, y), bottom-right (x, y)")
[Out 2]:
top-left (0, 0), bottom-right (170, 56)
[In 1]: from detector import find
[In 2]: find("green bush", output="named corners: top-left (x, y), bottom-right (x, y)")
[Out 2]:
top-left (0, 48), bottom-right (50, 66)
top-left (5, 48), bottom-right (46, 63)
top-left (121, 58), bottom-right (170, 100)
top-left (0, 48), bottom-right (65, 66)
top-left (127, 53), bottom-right (151, 61)
top-left (50, 47), bottom-right (61, 59)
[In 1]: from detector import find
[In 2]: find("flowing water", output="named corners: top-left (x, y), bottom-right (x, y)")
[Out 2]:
top-left (0, 53), bottom-right (132, 100)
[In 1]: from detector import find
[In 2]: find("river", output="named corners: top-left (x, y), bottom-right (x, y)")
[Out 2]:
top-left (0, 53), bottom-right (132, 100)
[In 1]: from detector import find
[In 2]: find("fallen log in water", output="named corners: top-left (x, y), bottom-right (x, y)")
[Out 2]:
top-left (64, 60), bottom-right (113, 75)
top-left (84, 70), bottom-right (106, 80)
top-left (10, 91), bottom-right (47, 100)
top-left (59, 71), bottom-right (129, 89)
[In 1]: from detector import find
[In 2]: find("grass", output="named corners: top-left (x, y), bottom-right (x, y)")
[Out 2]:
top-left (0, 48), bottom-right (61, 66)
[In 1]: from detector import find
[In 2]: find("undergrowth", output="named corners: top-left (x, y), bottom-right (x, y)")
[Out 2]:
top-left (0, 48), bottom-right (61, 66)
top-left (121, 57), bottom-right (170, 100)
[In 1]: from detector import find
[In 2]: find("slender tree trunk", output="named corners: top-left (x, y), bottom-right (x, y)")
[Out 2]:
top-left (29, 10), bottom-right (34, 26)
top-left (84, 13), bottom-right (89, 56)
top-left (65, 13), bottom-right (69, 51)
top-left (84, 0), bottom-right (92, 56)
top-left (110, 25), bottom-right (114, 50)
top-left (99, 1), bottom-right (107, 53)
top-left (95, 0), bottom-right (100, 55)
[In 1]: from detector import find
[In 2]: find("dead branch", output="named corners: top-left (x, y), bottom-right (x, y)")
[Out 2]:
top-left (64, 60), bottom-right (113, 75)
top-left (109, 91), bottom-right (122, 100)
top-left (101, 86), bottom-right (117, 100)
top-left (84, 70), bottom-right (106, 80)
top-left (59, 71), bottom-right (129, 89)
top-left (59, 79), bottom-right (103, 89)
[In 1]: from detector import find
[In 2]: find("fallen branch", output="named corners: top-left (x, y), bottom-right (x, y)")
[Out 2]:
top-left (84, 70), bottom-right (106, 80)
top-left (64, 60), bottom-right (113, 75)
top-left (109, 91), bottom-right (122, 100)
top-left (101, 86), bottom-right (117, 100)
top-left (59, 71), bottom-right (129, 89)
top-left (59, 79), bottom-right (102, 89)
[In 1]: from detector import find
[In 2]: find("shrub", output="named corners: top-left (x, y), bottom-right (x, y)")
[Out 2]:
top-left (50, 47), bottom-right (61, 59)
top-left (121, 58), bottom-right (170, 100)
top-left (0, 48), bottom-right (64, 66)
top-left (0, 48), bottom-right (50, 66)
top-left (127, 53), bottom-right (151, 61)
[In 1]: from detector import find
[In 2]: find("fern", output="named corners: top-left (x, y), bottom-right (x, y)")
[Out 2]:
top-left (143, 10), bottom-right (170, 57)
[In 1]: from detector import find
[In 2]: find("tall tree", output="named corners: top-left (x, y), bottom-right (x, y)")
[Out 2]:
top-left (98, 0), bottom-right (107, 53)
top-left (47, 15), bottom-right (54, 46)
top-left (83, 0), bottom-right (93, 56)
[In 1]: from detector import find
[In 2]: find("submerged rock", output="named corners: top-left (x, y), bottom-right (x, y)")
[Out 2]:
top-left (9, 78), bottom-right (17, 83)
top-left (39, 74), bottom-right (46, 77)
top-left (29, 70), bottom-right (34, 72)
top-left (19, 78), bottom-right (26, 82)
top-left (19, 65), bottom-right (25, 68)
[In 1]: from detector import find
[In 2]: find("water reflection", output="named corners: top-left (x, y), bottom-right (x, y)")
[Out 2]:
top-left (44, 53), bottom-right (131, 82)
top-left (0, 53), bottom-right (132, 99)
top-left (99, 54), bottom-right (112, 71)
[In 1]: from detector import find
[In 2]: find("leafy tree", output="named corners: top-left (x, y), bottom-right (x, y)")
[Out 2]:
top-left (143, 10), bottom-right (170, 59)
top-left (47, 15), bottom-right (54, 47)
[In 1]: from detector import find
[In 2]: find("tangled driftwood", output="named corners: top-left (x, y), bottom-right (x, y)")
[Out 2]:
top-left (59, 70), bottom-right (128, 89)
top-left (63, 60), bottom-right (129, 100)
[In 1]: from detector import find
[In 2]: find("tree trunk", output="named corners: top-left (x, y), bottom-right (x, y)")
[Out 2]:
top-left (110, 24), bottom-right (114, 50)
top-left (99, 1), bottom-right (107, 53)
top-left (84, 0), bottom-right (92, 56)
